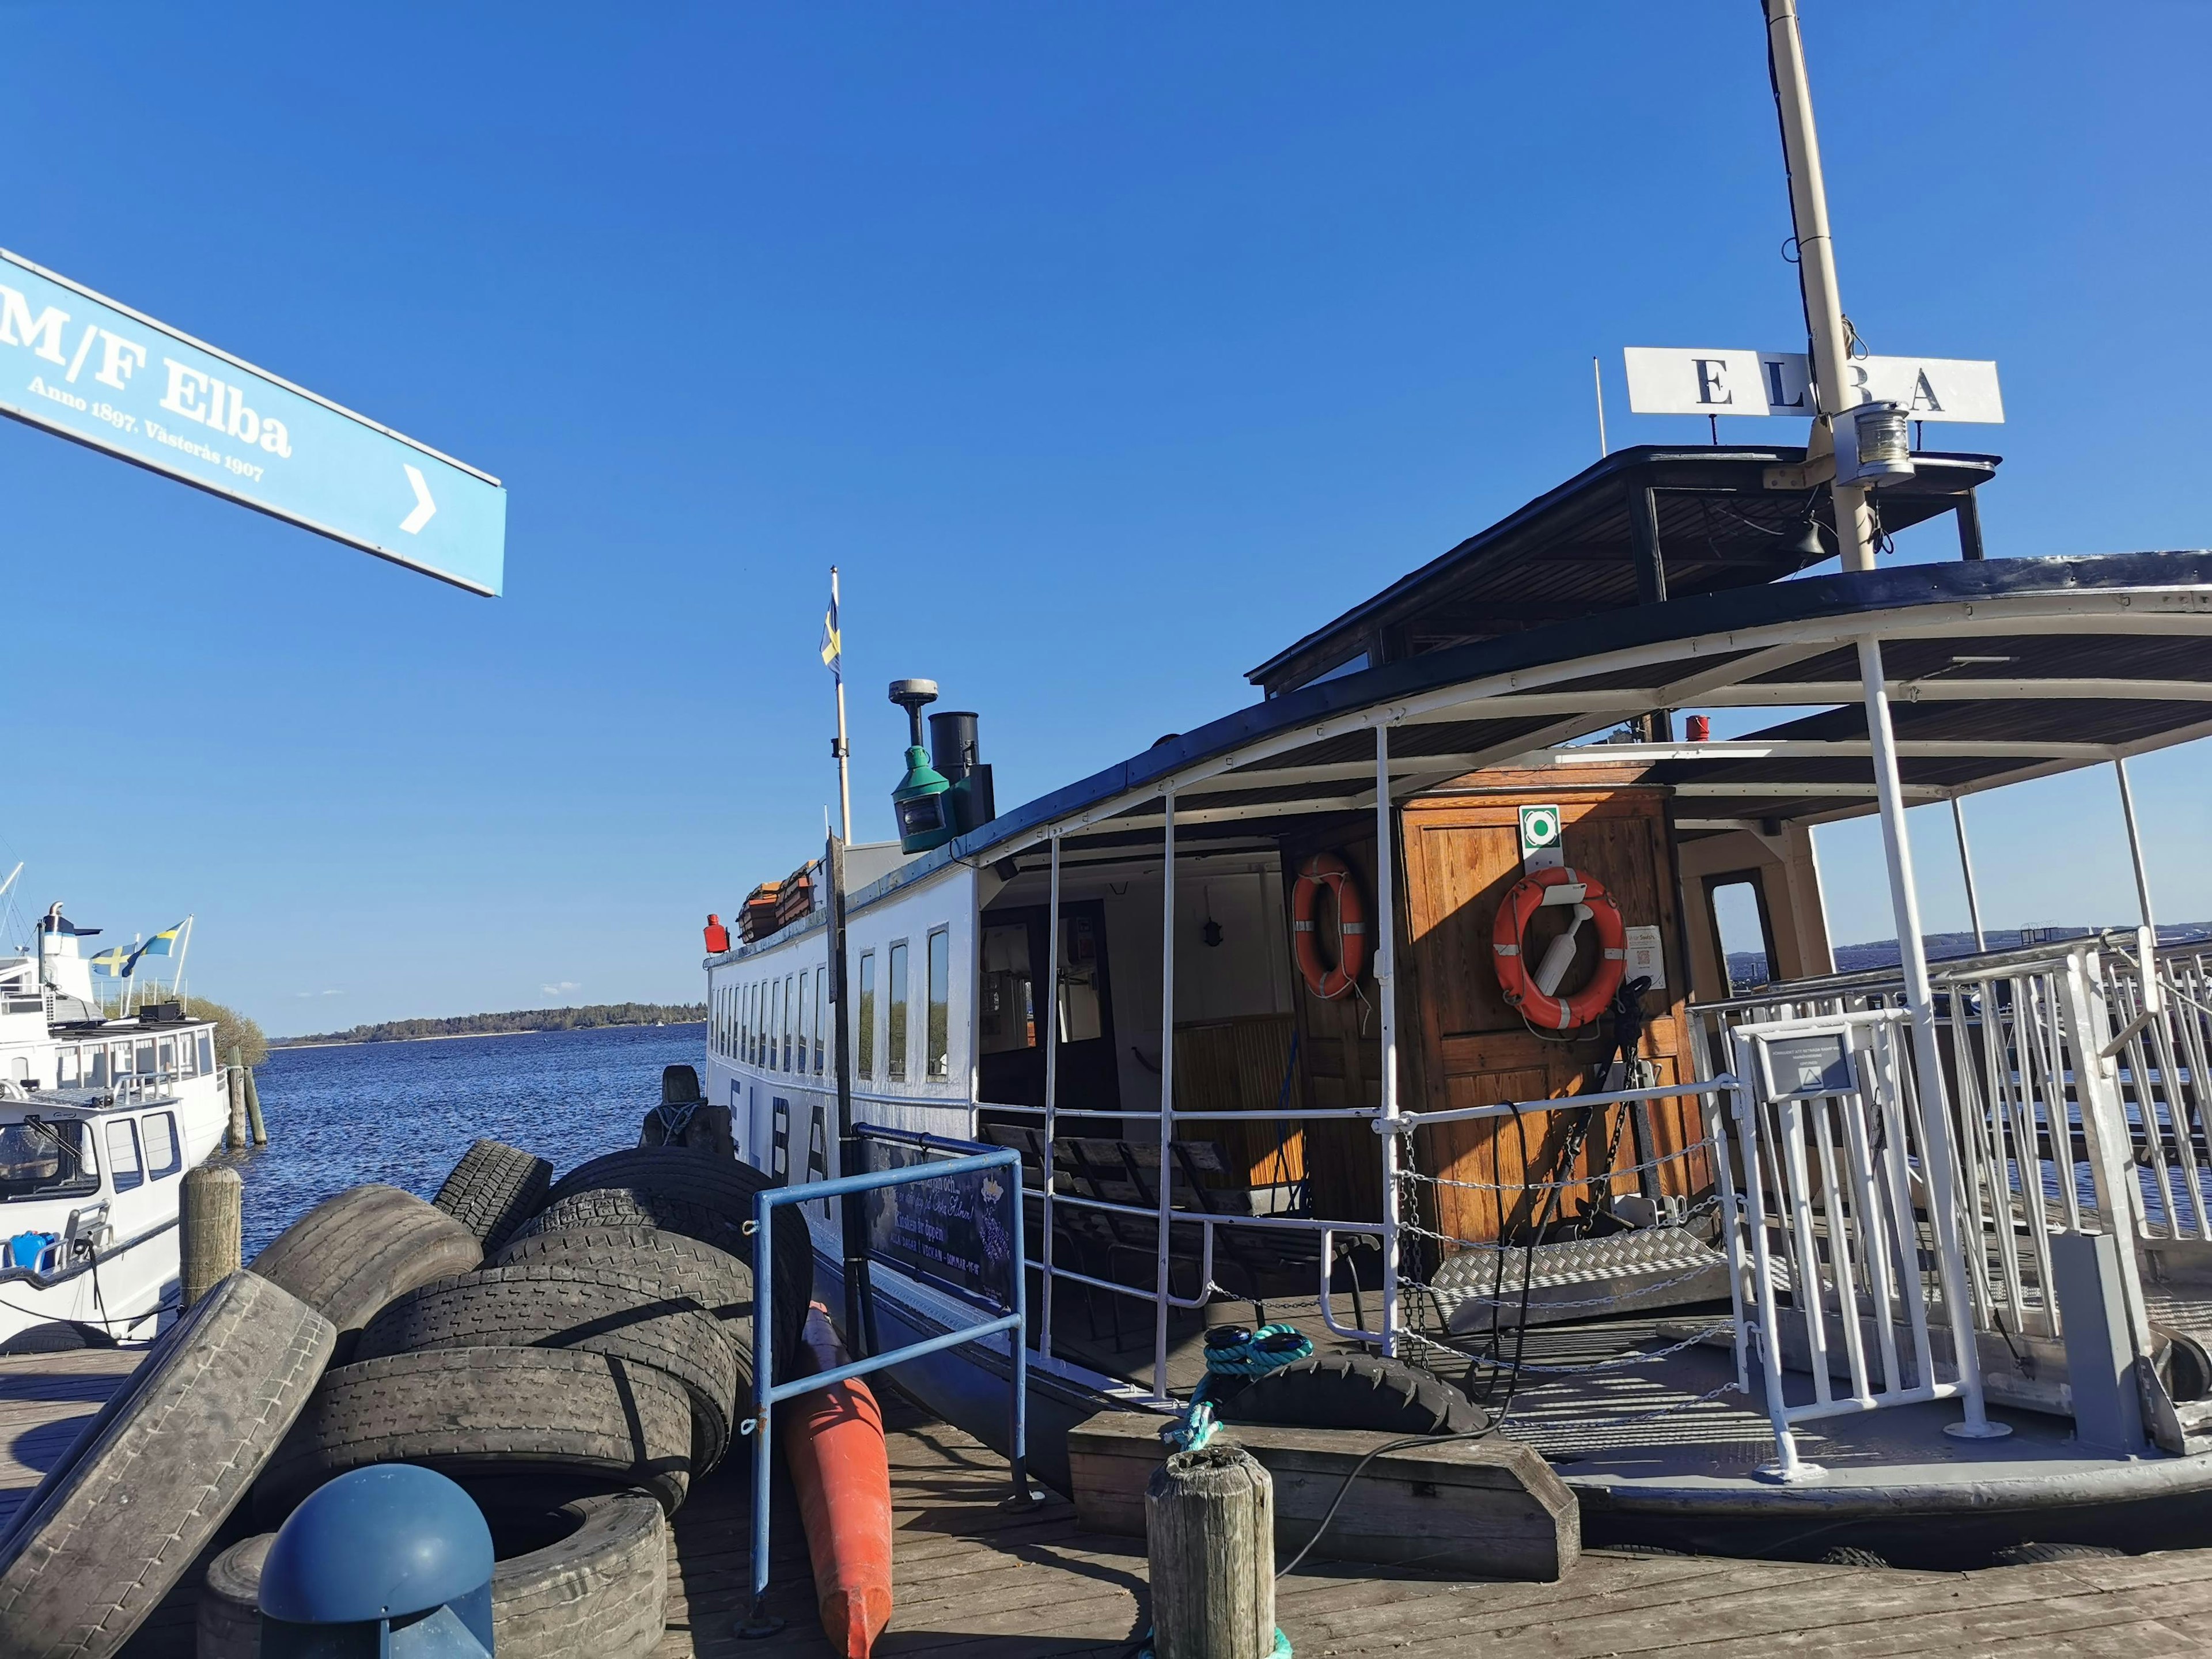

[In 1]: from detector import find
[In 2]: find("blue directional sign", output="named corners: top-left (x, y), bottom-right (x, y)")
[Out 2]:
top-left (0, 249), bottom-right (504, 595)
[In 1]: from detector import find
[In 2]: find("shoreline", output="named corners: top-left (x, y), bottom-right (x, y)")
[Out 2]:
top-left (271, 1019), bottom-right (705, 1052)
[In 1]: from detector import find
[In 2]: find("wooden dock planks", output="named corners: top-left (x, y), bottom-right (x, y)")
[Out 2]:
top-left (6, 1349), bottom-right (2212, 1656)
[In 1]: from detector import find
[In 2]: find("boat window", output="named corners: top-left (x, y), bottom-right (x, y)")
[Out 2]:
top-left (198, 1032), bottom-right (214, 1075)
top-left (1703, 870), bottom-right (1779, 995)
top-left (858, 953), bottom-right (876, 1079)
top-left (176, 1036), bottom-right (195, 1078)
top-left (745, 983), bottom-right (756, 1065)
top-left (56, 1047), bottom-right (79, 1088)
top-left (158, 1039), bottom-right (175, 1077)
top-left (797, 969), bottom-right (810, 1076)
top-left (979, 924), bottom-right (1036, 1055)
top-left (142, 1112), bottom-right (181, 1179)
top-left (814, 968), bottom-right (825, 1075)
top-left (0, 1119), bottom-right (97, 1199)
top-left (927, 929), bottom-right (950, 1081)
top-left (783, 975), bottom-right (796, 1071)
top-left (135, 1039), bottom-right (156, 1077)
top-left (1058, 915), bottom-right (1105, 1043)
top-left (88, 1047), bottom-right (109, 1088)
top-left (753, 982), bottom-right (764, 1066)
top-left (887, 942), bottom-right (910, 1083)
top-left (105, 1119), bottom-right (144, 1192)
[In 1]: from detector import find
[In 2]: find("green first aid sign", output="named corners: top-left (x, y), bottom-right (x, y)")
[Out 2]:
top-left (1520, 805), bottom-right (1563, 870)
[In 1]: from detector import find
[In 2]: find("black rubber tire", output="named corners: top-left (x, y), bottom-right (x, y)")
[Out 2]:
top-left (490, 1227), bottom-right (774, 1400)
top-left (433, 1139), bottom-right (554, 1254)
top-left (0, 1272), bottom-right (334, 1659)
top-left (510, 1183), bottom-right (809, 1370)
top-left (248, 1183), bottom-right (483, 1362)
top-left (195, 1491), bottom-right (666, 1659)
top-left (196, 1532), bottom-right (270, 1659)
top-left (543, 1146), bottom-right (774, 1214)
top-left (256, 1346), bottom-right (694, 1523)
top-left (1989, 1541), bottom-right (2126, 1567)
top-left (355, 1264), bottom-right (740, 1469)
top-left (1215, 1354), bottom-right (1488, 1436)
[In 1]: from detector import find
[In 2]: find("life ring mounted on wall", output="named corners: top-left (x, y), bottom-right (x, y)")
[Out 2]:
top-left (1492, 865), bottom-right (1627, 1031)
top-left (1291, 853), bottom-right (1369, 1000)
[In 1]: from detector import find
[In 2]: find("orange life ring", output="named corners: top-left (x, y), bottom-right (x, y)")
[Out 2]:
top-left (1491, 865), bottom-right (1627, 1031)
top-left (1292, 853), bottom-right (1369, 1000)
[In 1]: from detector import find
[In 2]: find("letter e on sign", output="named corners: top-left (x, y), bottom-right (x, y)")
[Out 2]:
top-left (1520, 805), bottom-right (1564, 872)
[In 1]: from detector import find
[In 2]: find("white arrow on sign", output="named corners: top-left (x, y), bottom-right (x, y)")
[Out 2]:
top-left (400, 463), bottom-right (437, 535)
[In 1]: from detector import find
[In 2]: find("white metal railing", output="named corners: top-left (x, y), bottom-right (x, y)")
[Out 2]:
top-left (1719, 1008), bottom-right (2001, 1480)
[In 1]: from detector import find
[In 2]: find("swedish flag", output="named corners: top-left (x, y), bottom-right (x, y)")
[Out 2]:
top-left (819, 586), bottom-right (841, 675)
top-left (126, 919), bottom-right (187, 974)
top-left (88, 946), bottom-right (131, 978)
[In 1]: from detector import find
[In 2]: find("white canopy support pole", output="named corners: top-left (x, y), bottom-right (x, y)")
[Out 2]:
top-left (1950, 800), bottom-right (1987, 953)
top-left (1039, 833), bottom-right (1060, 1364)
top-left (1374, 724), bottom-right (1403, 1358)
top-left (1859, 634), bottom-right (2006, 1440)
top-left (2116, 759), bottom-right (2157, 936)
top-left (1154, 790), bottom-right (1177, 1406)
top-left (2114, 757), bottom-right (2164, 1017)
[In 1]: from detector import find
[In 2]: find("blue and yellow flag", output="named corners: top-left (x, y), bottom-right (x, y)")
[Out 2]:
top-left (126, 919), bottom-right (187, 974)
top-left (88, 946), bottom-right (131, 978)
top-left (819, 585), bottom-right (841, 675)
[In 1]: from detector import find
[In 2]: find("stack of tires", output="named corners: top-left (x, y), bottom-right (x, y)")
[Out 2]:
top-left (0, 1136), bottom-right (816, 1659)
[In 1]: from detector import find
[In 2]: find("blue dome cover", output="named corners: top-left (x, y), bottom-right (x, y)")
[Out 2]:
top-left (260, 1464), bottom-right (494, 1623)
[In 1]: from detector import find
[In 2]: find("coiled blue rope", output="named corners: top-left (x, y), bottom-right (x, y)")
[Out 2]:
top-left (1159, 1323), bottom-right (1314, 1453)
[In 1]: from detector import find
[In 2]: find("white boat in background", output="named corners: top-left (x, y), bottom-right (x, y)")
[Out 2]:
top-left (0, 899), bottom-right (231, 1351)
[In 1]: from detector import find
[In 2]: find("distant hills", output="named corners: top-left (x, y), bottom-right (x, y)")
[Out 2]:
top-left (275, 1002), bottom-right (707, 1048)
top-left (1727, 921), bottom-right (2212, 988)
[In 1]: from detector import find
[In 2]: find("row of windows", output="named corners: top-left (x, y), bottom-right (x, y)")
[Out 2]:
top-left (0, 1109), bottom-right (183, 1202)
top-left (9, 1032), bottom-right (218, 1092)
top-left (711, 927), bottom-right (953, 1086)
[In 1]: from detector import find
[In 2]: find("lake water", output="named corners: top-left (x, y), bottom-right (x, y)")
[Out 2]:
top-left (225, 1022), bottom-right (709, 1259)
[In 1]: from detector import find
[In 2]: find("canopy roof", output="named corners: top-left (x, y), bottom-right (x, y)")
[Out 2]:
top-left (845, 550), bottom-right (2212, 906)
top-left (1246, 444), bottom-right (1999, 699)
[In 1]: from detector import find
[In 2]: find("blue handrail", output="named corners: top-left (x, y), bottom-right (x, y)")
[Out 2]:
top-left (737, 1145), bottom-right (1037, 1638)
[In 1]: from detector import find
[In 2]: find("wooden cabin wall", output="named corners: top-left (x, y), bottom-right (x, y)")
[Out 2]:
top-left (1396, 783), bottom-right (1708, 1252)
top-left (1673, 822), bottom-right (1834, 1002)
top-left (1171, 1014), bottom-right (1306, 1188)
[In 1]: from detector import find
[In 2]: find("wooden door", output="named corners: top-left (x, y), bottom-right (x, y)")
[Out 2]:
top-left (1398, 789), bottom-right (1710, 1250)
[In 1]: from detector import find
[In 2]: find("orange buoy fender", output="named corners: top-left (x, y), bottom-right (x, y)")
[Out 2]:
top-left (1491, 864), bottom-right (1627, 1031)
top-left (779, 1301), bottom-right (894, 1658)
top-left (1292, 852), bottom-right (1369, 999)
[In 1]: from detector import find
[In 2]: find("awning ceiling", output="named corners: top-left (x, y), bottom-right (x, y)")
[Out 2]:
top-left (939, 552), bottom-right (2212, 873)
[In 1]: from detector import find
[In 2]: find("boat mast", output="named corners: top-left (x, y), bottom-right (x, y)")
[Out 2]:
top-left (1763, 0), bottom-right (1872, 574)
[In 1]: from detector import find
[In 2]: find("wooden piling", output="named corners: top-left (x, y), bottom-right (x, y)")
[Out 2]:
top-left (180, 1165), bottom-right (243, 1309)
top-left (224, 1050), bottom-right (248, 1152)
top-left (1145, 1441), bottom-right (1276, 1659)
top-left (243, 1063), bottom-right (268, 1146)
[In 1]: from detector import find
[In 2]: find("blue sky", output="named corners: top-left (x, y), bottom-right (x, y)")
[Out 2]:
top-left (2, 5), bottom-right (2206, 1033)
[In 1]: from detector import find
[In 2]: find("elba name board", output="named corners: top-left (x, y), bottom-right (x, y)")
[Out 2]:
top-left (1623, 346), bottom-right (2002, 425)
top-left (0, 248), bottom-right (505, 594)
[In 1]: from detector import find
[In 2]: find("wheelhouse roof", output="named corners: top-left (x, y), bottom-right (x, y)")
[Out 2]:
top-left (1245, 444), bottom-right (2000, 698)
top-left (849, 550), bottom-right (2212, 904)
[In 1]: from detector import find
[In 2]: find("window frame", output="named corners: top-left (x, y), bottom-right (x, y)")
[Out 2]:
top-left (105, 1118), bottom-right (144, 1192)
top-left (142, 1112), bottom-right (182, 1180)
top-left (857, 952), bottom-right (876, 1079)
top-left (887, 940), bottom-right (910, 1084)
top-left (926, 926), bottom-right (952, 1082)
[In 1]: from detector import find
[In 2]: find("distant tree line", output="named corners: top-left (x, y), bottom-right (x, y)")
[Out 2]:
top-left (274, 1002), bottom-right (707, 1047)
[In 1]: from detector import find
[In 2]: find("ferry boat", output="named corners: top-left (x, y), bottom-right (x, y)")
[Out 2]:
top-left (0, 902), bottom-right (231, 1351)
top-left (698, 7), bottom-right (2212, 1565)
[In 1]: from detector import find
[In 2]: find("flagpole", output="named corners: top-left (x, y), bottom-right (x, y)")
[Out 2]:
top-left (831, 565), bottom-right (853, 842)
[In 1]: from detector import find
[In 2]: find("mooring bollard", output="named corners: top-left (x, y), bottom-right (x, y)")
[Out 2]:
top-left (1146, 1441), bottom-right (1278, 1659)
top-left (180, 1165), bottom-right (243, 1309)
top-left (225, 1046), bottom-right (251, 1152)
top-left (257, 1464), bottom-right (495, 1656)
top-left (243, 1063), bottom-right (268, 1146)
